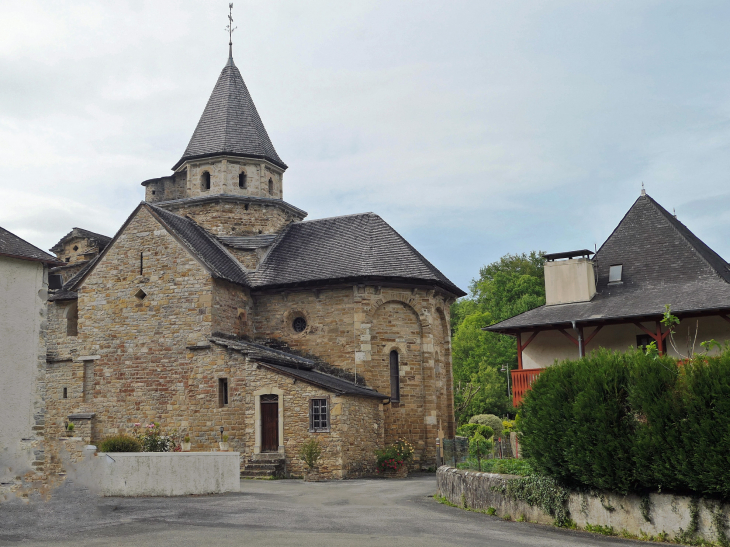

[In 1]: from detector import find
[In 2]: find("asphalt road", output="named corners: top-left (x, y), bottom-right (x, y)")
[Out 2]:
top-left (0, 475), bottom-right (654, 546)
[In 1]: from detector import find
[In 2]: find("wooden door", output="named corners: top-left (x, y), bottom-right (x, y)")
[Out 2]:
top-left (261, 396), bottom-right (279, 452)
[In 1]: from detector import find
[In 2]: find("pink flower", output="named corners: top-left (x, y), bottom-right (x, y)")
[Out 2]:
top-left (133, 423), bottom-right (141, 427)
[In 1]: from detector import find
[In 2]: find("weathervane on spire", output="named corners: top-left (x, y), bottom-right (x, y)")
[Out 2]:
top-left (226, 3), bottom-right (237, 59)
top-left (641, 181), bottom-right (646, 196)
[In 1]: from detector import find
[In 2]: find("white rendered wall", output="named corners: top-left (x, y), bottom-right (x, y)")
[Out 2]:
top-left (0, 256), bottom-right (46, 479)
top-left (522, 315), bottom-right (730, 369)
top-left (98, 452), bottom-right (241, 496)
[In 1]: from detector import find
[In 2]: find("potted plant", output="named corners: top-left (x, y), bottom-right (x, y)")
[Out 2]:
top-left (182, 435), bottom-right (191, 452)
top-left (299, 438), bottom-right (323, 481)
top-left (219, 434), bottom-right (229, 451)
top-left (66, 422), bottom-right (75, 437)
top-left (375, 439), bottom-right (414, 478)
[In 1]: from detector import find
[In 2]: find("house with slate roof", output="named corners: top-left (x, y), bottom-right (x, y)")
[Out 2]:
top-left (0, 227), bottom-right (61, 484)
top-left (40, 48), bottom-right (464, 479)
top-left (486, 190), bottom-right (730, 405)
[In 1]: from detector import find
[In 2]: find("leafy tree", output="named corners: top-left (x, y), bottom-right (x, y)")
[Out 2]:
top-left (469, 432), bottom-right (492, 472)
top-left (451, 252), bottom-right (546, 422)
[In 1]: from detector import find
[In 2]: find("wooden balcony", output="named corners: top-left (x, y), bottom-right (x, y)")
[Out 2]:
top-left (511, 368), bottom-right (545, 406)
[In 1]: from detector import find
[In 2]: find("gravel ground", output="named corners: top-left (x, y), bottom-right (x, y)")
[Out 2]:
top-left (0, 474), bottom-right (653, 546)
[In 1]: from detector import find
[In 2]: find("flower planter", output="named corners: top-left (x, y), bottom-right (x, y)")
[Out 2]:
top-left (181, 442), bottom-right (191, 452)
top-left (219, 442), bottom-right (229, 451)
top-left (379, 466), bottom-right (408, 479)
top-left (303, 468), bottom-right (323, 482)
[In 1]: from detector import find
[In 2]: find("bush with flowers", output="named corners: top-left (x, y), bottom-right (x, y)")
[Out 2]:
top-left (132, 422), bottom-right (177, 452)
top-left (375, 439), bottom-right (414, 473)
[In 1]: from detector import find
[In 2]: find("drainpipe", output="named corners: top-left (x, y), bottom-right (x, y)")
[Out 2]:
top-left (572, 321), bottom-right (584, 358)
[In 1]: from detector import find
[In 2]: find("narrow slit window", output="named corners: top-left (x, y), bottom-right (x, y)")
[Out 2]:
top-left (390, 350), bottom-right (400, 402)
top-left (268, 178), bottom-right (273, 194)
top-left (310, 398), bottom-right (329, 431)
top-left (609, 264), bottom-right (623, 283)
top-left (140, 252), bottom-right (143, 276)
top-left (63, 387), bottom-right (68, 399)
top-left (201, 171), bottom-right (211, 190)
top-left (218, 378), bottom-right (229, 407)
top-left (239, 172), bottom-right (247, 189)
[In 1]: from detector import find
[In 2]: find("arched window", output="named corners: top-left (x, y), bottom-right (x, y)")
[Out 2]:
top-left (389, 350), bottom-right (400, 402)
top-left (239, 172), bottom-right (247, 189)
top-left (201, 171), bottom-right (211, 191)
top-left (268, 178), bottom-right (273, 195)
top-left (66, 301), bottom-right (78, 337)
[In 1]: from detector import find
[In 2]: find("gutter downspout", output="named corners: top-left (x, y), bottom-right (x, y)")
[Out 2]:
top-left (572, 320), bottom-right (584, 358)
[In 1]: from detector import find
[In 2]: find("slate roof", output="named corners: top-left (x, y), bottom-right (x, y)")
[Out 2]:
top-left (218, 234), bottom-right (278, 250)
top-left (146, 205), bottom-right (250, 286)
top-left (0, 226), bottom-right (60, 264)
top-left (486, 194), bottom-right (730, 332)
top-left (251, 212), bottom-right (466, 296)
top-left (209, 337), bottom-right (388, 399)
top-left (50, 227), bottom-right (112, 254)
top-left (173, 56), bottom-right (285, 170)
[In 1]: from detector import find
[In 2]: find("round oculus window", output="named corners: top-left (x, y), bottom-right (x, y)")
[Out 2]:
top-left (292, 316), bottom-right (307, 333)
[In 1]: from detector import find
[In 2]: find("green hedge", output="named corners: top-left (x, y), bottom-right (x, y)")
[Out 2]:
top-left (98, 435), bottom-right (142, 452)
top-left (519, 347), bottom-right (730, 498)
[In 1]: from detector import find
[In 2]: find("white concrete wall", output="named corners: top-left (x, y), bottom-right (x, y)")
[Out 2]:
top-left (0, 256), bottom-right (47, 480)
top-left (522, 315), bottom-right (730, 369)
top-left (544, 258), bottom-right (595, 305)
top-left (98, 452), bottom-right (241, 496)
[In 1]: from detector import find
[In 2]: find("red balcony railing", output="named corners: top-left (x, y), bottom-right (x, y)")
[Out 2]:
top-left (511, 368), bottom-right (545, 406)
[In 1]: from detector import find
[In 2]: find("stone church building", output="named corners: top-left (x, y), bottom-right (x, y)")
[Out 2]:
top-left (42, 52), bottom-right (464, 479)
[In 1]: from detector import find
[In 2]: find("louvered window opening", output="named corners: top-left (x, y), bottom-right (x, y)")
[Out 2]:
top-left (310, 398), bottom-right (329, 432)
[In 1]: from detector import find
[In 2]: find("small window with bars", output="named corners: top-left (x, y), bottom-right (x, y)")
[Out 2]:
top-left (218, 378), bottom-right (229, 407)
top-left (310, 398), bottom-right (329, 432)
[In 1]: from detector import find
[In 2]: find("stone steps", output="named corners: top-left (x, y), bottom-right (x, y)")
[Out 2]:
top-left (240, 455), bottom-right (285, 479)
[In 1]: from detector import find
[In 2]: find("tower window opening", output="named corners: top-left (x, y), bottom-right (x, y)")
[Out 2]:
top-left (63, 387), bottom-right (67, 399)
top-left (389, 350), bottom-right (400, 402)
top-left (268, 178), bottom-right (273, 194)
top-left (239, 172), bottom-right (247, 189)
top-left (201, 171), bottom-right (211, 191)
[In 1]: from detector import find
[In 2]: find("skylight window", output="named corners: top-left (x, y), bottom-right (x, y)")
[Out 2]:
top-left (609, 264), bottom-right (623, 283)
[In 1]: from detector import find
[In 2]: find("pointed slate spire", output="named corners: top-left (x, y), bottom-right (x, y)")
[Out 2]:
top-left (173, 57), bottom-right (286, 170)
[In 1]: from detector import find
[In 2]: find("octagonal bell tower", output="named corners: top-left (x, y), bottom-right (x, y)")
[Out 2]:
top-left (144, 51), bottom-right (287, 204)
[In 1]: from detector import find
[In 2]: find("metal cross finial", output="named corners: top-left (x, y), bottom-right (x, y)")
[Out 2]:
top-left (226, 3), bottom-right (237, 59)
top-left (641, 181), bottom-right (646, 196)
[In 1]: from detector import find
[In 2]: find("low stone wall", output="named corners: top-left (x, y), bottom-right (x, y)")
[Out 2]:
top-left (98, 452), bottom-right (241, 496)
top-left (437, 466), bottom-right (728, 543)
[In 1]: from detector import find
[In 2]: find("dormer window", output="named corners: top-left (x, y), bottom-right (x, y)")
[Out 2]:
top-left (239, 172), bottom-right (247, 189)
top-left (268, 178), bottom-right (273, 194)
top-left (609, 264), bottom-right (623, 283)
top-left (201, 171), bottom-right (211, 191)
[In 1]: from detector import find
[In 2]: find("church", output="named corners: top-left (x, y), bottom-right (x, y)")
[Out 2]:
top-left (42, 48), bottom-right (465, 479)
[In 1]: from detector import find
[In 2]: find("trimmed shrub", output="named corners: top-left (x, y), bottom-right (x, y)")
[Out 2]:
top-left (456, 423), bottom-right (494, 440)
top-left (519, 347), bottom-right (730, 498)
top-left (469, 414), bottom-right (504, 439)
top-left (98, 435), bottom-right (142, 452)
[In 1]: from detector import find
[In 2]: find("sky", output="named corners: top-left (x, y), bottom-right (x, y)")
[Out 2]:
top-left (1, 0), bottom-right (730, 294)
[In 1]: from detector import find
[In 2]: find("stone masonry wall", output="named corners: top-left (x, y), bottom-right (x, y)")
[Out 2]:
top-left (43, 206), bottom-right (218, 469)
top-left (161, 199), bottom-right (300, 238)
top-left (182, 158), bottom-right (284, 200)
top-left (212, 279), bottom-right (253, 338)
top-left (189, 344), bottom-right (383, 479)
top-left (251, 285), bottom-right (456, 469)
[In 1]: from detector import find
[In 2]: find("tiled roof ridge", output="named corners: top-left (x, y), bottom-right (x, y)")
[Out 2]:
top-left (51, 227), bottom-right (112, 253)
top-left (0, 226), bottom-right (61, 264)
top-left (146, 204), bottom-right (251, 286)
top-left (644, 194), bottom-right (730, 283)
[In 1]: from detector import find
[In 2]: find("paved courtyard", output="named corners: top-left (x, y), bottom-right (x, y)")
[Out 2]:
top-left (1, 475), bottom-right (651, 546)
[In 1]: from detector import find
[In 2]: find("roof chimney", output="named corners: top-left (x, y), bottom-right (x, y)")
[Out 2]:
top-left (543, 249), bottom-right (596, 306)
